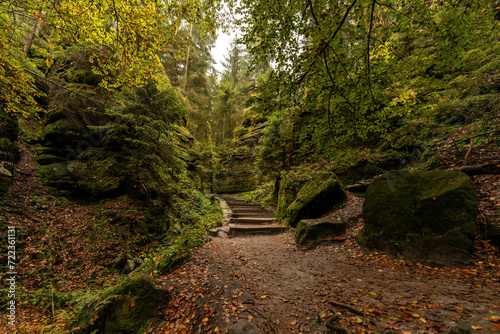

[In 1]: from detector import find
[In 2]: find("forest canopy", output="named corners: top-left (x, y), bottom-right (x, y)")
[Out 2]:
top-left (0, 0), bottom-right (221, 118)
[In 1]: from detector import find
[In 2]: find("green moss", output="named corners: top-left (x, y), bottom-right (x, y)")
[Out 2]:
top-left (276, 173), bottom-right (299, 222)
top-left (0, 174), bottom-right (11, 196)
top-left (71, 273), bottom-right (170, 334)
top-left (157, 244), bottom-right (190, 275)
top-left (287, 174), bottom-right (347, 227)
top-left (295, 220), bottom-right (308, 245)
top-left (360, 170), bottom-right (478, 262)
top-left (438, 229), bottom-right (473, 250)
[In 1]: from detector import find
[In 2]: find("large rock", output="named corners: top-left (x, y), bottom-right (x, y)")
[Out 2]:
top-left (216, 123), bottom-right (265, 194)
top-left (287, 174), bottom-right (347, 227)
top-left (486, 207), bottom-right (500, 248)
top-left (295, 219), bottom-right (347, 245)
top-left (448, 312), bottom-right (500, 334)
top-left (360, 170), bottom-right (478, 263)
top-left (70, 273), bottom-right (170, 334)
top-left (0, 161), bottom-right (13, 196)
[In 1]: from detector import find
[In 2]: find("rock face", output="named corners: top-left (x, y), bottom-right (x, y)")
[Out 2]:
top-left (360, 170), bottom-right (478, 263)
top-left (486, 207), bottom-right (500, 248)
top-left (287, 174), bottom-right (347, 227)
top-left (216, 124), bottom-right (264, 194)
top-left (71, 273), bottom-right (170, 334)
top-left (448, 312), bottom-right (500, 334)
top-left (0, 114), bottom-right (20, 196)
top-left (295, 219), bottom-right (347, 245)
top-left (0, 162), bottom-right (12, 195)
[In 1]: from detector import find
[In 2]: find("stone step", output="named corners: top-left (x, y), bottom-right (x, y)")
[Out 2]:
top-left (228, 204), bottom-right (265, 208)
top-left (218, 194), bottom-right (287, 237)
top-left (229, 217), bottom-right (275, 225)
top-left (228, 224), bottom-right (288, 237)
top-left (230, 207), bottom-right (272, 214)
top-left (231, 212), bottom-right (275, 218)
top-left (222, 199), bottom-right (248, 205)
top-left (230, 206), bottom-right (271, 211)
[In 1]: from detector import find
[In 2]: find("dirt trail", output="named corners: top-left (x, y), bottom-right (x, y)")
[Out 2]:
top-left (152, 220), bottom-right (500, 334)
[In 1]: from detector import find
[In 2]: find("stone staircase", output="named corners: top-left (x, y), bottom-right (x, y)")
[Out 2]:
top-left (218, 195), bottom-right (288, 237)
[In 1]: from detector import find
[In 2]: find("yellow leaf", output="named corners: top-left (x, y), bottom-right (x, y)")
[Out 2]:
top-left (202, 318), bottom-right (208, 323)
top-left (260, 295), bottom-right (267, 299)
top-left (420, 317), bottom-right (426, 323)
top-left (356, 317), bottom-right (363, 324)
top-left (471, 325), bottom-right (483, 330)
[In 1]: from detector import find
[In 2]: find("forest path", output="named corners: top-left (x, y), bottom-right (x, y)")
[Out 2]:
top-left (152, 198), bottom-right (500, 334)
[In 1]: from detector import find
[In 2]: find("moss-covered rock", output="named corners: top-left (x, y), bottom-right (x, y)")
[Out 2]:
top-left (0, 162), bottom-right (12, 196)
top-left (276, 173), bottom-right (302, 222)
top-left (486, 209), bottom-right (500, 248)
top-left (216, 124), bottom-right (264, 194)
top-left (42, 118), bottom-right (85, 148)
top-left (360, 170), bottom-right (478, 263)
top-left (287, 174), bottom-right (347, 227)
top-left (295, 219), bottom-right (347, 246)
top-left (157, 244), bottom-right (191, 275)
top-left (71, 273), bottom-right (170, 334)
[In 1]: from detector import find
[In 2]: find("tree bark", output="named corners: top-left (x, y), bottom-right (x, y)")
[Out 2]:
top-left (182, 24), bottom-right (193, 91)
top-left (24, 8), bottom-right (42, 54)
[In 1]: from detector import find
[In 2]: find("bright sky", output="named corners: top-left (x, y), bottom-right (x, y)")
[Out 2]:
top-left (211, 31), bottom-right (233, 74)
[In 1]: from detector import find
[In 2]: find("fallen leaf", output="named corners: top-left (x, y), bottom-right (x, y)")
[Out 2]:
top-left (131, 300), bottom-right (136, 308)
top-left (471, 325), bottom-right (483, 330)
top-left (291, 320), bottom-right (297, 325)
top-left (260, 295), bottom-right (267, 299)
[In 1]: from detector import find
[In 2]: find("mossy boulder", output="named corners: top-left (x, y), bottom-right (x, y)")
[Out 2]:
top-left (71, 273), bottom-right (170, 334)
top-left (287, 174), bottom-right (347, 227)
top-left (485, 206), bottom-right (500, 248)
top-left (0, 113), bottom-right (20, 164)
top-left (295, 219), bottom-right (347, 246)
top-left (360, 170), bottom-right (478, 263)
top-left (276, 173), bottom-right (303, 222)
top-left (0, 162), bottom-right (12, 196)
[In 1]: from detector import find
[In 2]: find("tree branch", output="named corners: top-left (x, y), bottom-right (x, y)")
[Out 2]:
top-left (365, 0), bottom-right (376, 100)
top-left (296, 0), bottom-right (358, 85)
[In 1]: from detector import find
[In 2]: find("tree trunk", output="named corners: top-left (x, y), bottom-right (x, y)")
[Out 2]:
top-left (182, 24), bottom-right (193, 91)
top-left (24, 8), bottom-right (42, 54)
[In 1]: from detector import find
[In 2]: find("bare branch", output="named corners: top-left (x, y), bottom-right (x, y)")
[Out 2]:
top-left (296, 0), bottom-right (359, 85)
